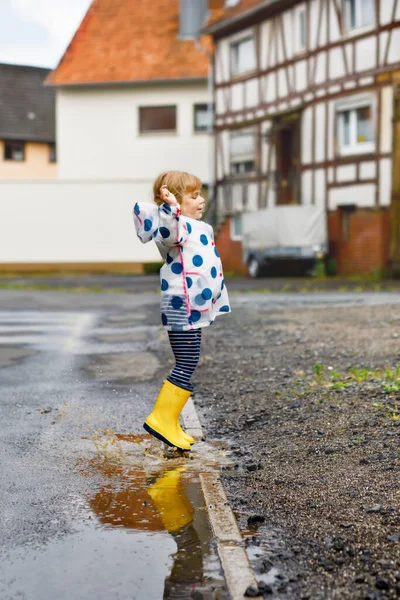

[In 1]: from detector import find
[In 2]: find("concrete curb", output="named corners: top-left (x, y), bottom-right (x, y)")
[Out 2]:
top-left (181, 399), bottom-right (258, 600)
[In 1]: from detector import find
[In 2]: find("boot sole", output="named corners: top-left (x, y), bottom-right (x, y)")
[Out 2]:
top-left (143, 422), bottom-right (190, 451)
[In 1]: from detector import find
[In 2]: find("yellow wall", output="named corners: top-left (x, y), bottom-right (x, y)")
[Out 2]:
top-left (0, 140), bottom-right (57, 180)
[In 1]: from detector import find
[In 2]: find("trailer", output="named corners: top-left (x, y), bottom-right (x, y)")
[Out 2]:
top-left (242, 205), bottom-right (328, 277)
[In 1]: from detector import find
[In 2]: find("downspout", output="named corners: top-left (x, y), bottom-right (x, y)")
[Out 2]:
top-left (195, 38), bottom-right (216, 226)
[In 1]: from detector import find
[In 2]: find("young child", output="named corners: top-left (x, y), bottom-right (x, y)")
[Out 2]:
top-left (133, 170), bottom-right (230, 451)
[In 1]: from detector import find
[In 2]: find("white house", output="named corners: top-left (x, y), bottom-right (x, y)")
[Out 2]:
top-left (44, 0), bottom-right (216, 270)
top-left (203, 0), bottom-right (400, 276)
top-left (0, 0), bottom-right (222, 272)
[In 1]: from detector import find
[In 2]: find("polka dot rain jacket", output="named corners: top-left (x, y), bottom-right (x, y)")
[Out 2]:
top-left (133, 202), bottom-right (231, 331)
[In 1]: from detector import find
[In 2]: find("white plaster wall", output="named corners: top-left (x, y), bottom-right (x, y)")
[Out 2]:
top-left (329, 47), bottom-right (346, 80)
top-left (301, 171), bottom-right (313, 205)
top-left (336, 165), bottom-right (357, 182)
top-left (380, 0), bottom-right (399, 24)
top-left (388, 29), bottom-right (400, 67)
top-left (245, 79), bottom-right (259, 108)
top-left (0, 181), bottom-right (161, 263)
top-left (301, 107), bottom-right (313, 164)
top-left (314, 52), bottom-right (327, 85)
top-left (314, 169), bottom-right (326, 207)
top-left (295, 60), bottom-right (307, 92)
top-left (247, 182), bottom-right (258, 211)
top-left (359, 161), bottom-right (376, 179)
top-left (278, 69), bottom-right (288, 98)
top-left (355, 37), bottom-right (376, 72)
top-left (231, 82), bottom-right (243, 111)
top-left (379, 158), bottom-right (392, 206)
top-left (328, 184), bottom-right (376, 209)
top-left (57, 83), bottom-right (210, 183)
top-left (315, 104), bottom-right (325, 162)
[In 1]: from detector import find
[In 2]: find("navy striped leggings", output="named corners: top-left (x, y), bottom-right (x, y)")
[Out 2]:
top-left (167, 329), bottom-right (202, 392)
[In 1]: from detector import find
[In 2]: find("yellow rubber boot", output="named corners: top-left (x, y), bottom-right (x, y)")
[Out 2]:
top-left (177, 421), bottom-right (195, 445)
top-left (143, 380), bottom-right (191, 450)
top-left (147, 468), bottom-right (193, 533)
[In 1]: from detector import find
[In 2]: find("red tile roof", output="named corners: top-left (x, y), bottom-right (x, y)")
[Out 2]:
top-left (48, 0), bottom-right (215, 86)
top-left (204, 0), bottom-right (275, 33)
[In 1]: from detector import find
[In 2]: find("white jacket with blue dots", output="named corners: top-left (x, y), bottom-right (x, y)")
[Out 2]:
top-left (133, 201), bottom-right (231, 331)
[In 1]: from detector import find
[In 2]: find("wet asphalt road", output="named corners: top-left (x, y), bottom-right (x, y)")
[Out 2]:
top-left (1, 288), bottom-right (400, 600)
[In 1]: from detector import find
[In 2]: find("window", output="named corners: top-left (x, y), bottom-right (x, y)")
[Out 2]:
top-left (343, 0), bottom-right (374, 31)
top-left (49, 143), bottom-right (56, 163)
top-left (194, 104), bottom-right (213, 132)
top-left (4, 140), bottom-right (25, 161)
top-left (230, 128), bottom-right (256, 175)
top-left (231, 36), bottom-right (256, 77)
top-left (230, 214), bottom-right (243, 241)
top-left (295, 5), bottom-right (306, 53)
top-left (139, 106), bottom-right (176, 133)
top-left (231, 161), bottom-right (255, 175)
top-left (337, 100), bottom-right (374, 155)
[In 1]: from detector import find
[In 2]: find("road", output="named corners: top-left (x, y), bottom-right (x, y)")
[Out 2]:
top-left (0, 288), bottom-right (399, 600)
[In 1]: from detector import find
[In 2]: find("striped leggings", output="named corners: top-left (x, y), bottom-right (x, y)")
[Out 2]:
top-left (167, 329), bottom-right (202, 392)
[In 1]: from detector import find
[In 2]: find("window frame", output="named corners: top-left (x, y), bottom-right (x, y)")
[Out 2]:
top-left (294, 4), bottom-right (307, 54)
top-left (335, 95), bottom-right (375, 156)
top-left (138, 105), bottom-right (177, 134)
top-left (4, 140), bottom-right (25, 162)
top-left (230, 214), bottom-right (243, 241)
top-left (343, 0), bottom-right (375, 33)
top-left (229, 126), bottom-right (257, 176)
top-left (230, 34), bottom-right (257, 78)
top-left (193, 103), bottom-right (213, 133)
top-left (49, 143), bottom-right (56, 163)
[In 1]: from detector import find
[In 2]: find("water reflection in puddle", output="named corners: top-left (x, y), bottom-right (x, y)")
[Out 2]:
top-left (73, 432), bottom-right (230, 599)
top-left (0, 432), bottom-right (230, 599)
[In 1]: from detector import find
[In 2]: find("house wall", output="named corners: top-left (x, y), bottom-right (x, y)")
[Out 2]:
top-left (328, 207), bottom-right (390, 274)
top-left (213, 0), bottom-right (400, 275)
top-left (0, 181), bottom-right (161, 269)
top-left (57, 83), bottom-right (211, 184)
top-left (0, 141), bottom-right (57, 180)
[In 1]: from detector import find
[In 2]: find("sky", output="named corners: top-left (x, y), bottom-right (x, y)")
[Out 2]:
top-left (0, 0), bottom-right (92, 69)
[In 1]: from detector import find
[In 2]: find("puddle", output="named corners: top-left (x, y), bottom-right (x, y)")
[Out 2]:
top-left (0, 432), bottom-right (231, 600)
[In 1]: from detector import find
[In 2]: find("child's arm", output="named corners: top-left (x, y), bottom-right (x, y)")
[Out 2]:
top-left (132, 202), bottom-right (159, 243)
top-left (155, 186), bottom-right (189, 247)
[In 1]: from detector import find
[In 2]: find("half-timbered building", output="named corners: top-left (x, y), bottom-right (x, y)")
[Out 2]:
top-left (204, 0), bottom-right (400, 276)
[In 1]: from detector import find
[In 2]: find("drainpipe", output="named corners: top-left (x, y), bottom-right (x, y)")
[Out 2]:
top-left (195, 38), bottom-right (216, 226)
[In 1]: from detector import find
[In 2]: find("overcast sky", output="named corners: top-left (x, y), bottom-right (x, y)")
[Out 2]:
top-left (0, 0), bottom-right (92, 69)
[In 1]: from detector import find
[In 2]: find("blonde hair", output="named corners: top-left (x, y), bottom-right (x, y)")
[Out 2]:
top-left (153, 171), bottom-right (202, 206)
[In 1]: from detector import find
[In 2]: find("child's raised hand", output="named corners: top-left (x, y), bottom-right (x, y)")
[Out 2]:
top-left (160, 185), bottom-right (178, 207)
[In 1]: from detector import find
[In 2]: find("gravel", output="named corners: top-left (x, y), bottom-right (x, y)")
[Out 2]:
top-left (195, 302), bottom-right (400, 600)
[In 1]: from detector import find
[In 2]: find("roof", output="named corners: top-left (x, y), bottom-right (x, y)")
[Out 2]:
top-left (0, 63), bottom-right (55, 143)
top-left (48, 0), bottom-right (215, 87)
top-left (203, 0), bottom-right (282, 36)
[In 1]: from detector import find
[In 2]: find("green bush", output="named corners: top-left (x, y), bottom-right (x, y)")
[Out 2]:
top-left (143, 262), bottom-right (163, 275)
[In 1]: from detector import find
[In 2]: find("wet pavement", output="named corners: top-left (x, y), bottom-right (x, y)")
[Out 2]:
top-left (1, 288), bottom-right (399, 600)
top-left (0, 294), bottom-right (229, 600)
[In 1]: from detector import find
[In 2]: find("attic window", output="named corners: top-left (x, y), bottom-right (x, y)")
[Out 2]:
top-left (139, 106), bottom-right (177, 134)
top-left (4, 140), bottom-right (25, 161)
top-left (231, 36), bottom-right (256, 77)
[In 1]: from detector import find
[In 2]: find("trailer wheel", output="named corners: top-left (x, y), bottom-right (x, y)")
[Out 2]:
top-left (248, 257), bottom-right (262, 278)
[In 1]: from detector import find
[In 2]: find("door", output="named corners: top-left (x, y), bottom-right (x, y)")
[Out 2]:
top-left (275, 111), bottom-right (301, 205)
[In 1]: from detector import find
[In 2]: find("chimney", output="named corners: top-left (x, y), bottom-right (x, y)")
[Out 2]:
top-left (179, 0), bottom-right (208, 39)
